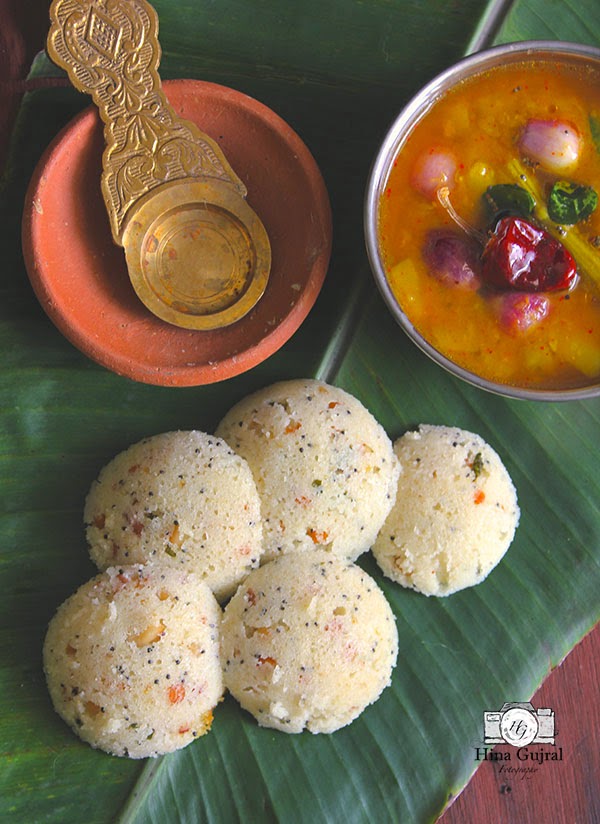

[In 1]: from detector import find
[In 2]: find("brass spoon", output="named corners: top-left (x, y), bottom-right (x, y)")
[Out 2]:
top-left (47, 0), bottom-right (271, 330)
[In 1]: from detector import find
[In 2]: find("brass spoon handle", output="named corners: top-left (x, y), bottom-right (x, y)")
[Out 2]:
top-left (47, 0), bottom-right (247, 244)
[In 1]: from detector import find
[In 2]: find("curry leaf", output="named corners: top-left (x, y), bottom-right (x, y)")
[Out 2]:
top-left (483, 183), bottom-right (536, 222)
top-left (548, 180), bottom-right (598, 225)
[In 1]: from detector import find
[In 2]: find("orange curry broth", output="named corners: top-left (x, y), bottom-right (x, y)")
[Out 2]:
top-left (378, 59), bottom-right (600, 390)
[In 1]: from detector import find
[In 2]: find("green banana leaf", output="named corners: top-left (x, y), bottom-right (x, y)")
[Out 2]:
top-left (2, 0), bottom-right (599, 822)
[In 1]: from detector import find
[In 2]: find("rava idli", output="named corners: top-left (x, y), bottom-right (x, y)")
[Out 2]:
top-left (216, 379), bottom-right (399, 562)
top-left (84, 431), bottom-right (263, 601)
top-left (43, 564), bottom-right (223, 758)
top-left (373, 425), bottom-right (519, 596)
top-left (221, 551), bottom-right (398, 733)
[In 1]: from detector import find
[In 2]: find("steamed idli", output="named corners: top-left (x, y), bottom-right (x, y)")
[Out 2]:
top-left (216, 379), bottom-right (399, 562)
top-left (372, 424), bottom-right (519, 596)
top-left (43, 564), bottom-right (223, 758)
top-left (221, 551), bottom-right (398, 733)
top-left (84, 431), bottom-right (263, 601)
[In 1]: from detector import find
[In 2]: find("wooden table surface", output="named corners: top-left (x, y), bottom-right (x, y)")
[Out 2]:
top-left (1, 1), bottom-right (598, 821)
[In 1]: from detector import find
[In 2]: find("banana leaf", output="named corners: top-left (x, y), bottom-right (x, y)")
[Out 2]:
top-left (1, 0), bottom-right (599, 822)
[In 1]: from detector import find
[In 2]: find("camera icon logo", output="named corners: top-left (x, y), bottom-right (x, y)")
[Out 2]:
top-left (483, 702), bottom-right (555, 746)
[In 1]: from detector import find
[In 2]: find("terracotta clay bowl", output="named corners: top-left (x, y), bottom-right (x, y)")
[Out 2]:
top-left (22, 79), bottom-right (332, 386)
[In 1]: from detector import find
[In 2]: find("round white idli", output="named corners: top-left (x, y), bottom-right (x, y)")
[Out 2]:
top-left (221, 551), bottom-right (398, 733)
top-left (43, 564), bottom-right (223, 758)
top-left (84, 431), bottom-right (263, 601)
top-left (216, 379), bottom-right (399, 562)
top-left (372, 424), bottom-right (519, 596)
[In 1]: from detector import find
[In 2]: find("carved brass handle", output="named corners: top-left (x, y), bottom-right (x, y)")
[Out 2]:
top-left (47, 0), bottom-right (271, 330)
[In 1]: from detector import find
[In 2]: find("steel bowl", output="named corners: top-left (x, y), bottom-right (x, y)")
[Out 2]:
top-left (365, 40), bottom-right (600, 401)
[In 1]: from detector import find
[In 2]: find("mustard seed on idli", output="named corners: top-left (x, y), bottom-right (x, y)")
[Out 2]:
top-left (221, 551), bottom-right (398, 733)
top-left (216, 379), bottom-right (399, 562)
top-left (373, 425), bottom-right (519, 596)
top-left (84, 431), bottom-right (263, 601)
top-left (43, 565), bottom-right (223, 758)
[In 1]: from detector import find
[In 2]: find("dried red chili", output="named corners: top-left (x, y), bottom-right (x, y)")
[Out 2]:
top-left (481, 216), bottom-right (577, 292)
